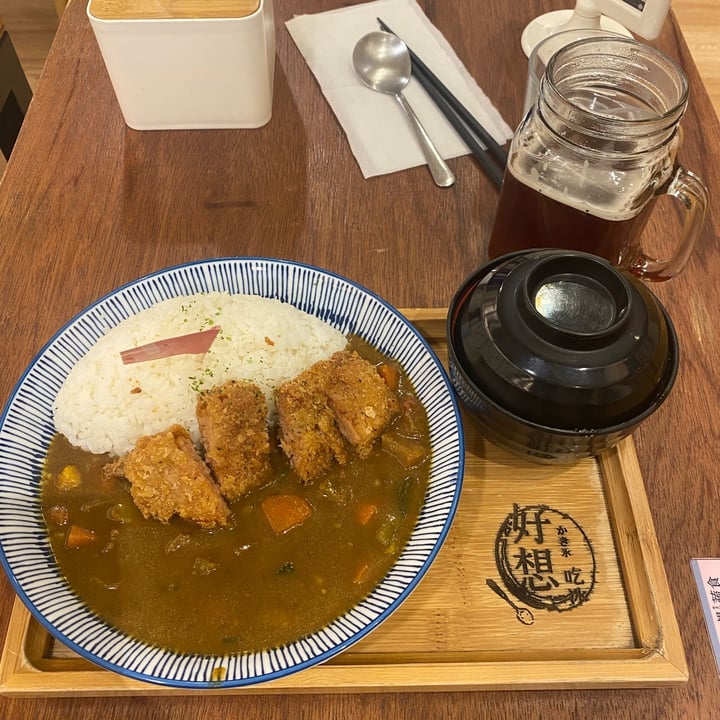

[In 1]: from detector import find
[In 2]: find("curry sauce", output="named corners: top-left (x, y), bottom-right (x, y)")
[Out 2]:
top-left (41, 339), bottom-right (430, 656)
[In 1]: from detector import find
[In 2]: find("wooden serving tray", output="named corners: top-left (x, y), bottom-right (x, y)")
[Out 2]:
top-left (0, 310), bottom-right (687, 696)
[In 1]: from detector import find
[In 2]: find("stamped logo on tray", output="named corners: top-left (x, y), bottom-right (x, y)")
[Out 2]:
top-left (493, 504), bottom-right (596, 614)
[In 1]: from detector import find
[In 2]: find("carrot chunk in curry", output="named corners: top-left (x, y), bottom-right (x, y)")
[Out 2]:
top-left (65, 525), bottom-right (97, 549)
top-left (261, 494), bottom-right (314, 534)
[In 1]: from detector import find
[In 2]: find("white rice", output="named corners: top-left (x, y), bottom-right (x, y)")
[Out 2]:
top-left (53, 293), bottom-right (347, 457)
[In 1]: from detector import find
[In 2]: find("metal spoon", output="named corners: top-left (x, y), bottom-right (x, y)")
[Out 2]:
top-left (352, 31), bottom-right (455, 188)
top-left (486, 578), bottom-right (535, 625)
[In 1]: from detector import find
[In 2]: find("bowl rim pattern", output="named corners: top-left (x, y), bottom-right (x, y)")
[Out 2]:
top-left (0, 257), bottom-right (465, 689)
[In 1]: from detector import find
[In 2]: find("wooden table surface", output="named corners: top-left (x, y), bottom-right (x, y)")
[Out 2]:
top-left (1, 0), bottom-right (719, 717)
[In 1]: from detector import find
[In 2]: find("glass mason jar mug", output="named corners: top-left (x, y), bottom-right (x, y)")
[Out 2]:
top-left (488, 37), bottom-right (708, 281)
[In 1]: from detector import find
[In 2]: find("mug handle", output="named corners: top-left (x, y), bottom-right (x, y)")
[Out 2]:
top-left (633, 166), bottom-right (709, 281)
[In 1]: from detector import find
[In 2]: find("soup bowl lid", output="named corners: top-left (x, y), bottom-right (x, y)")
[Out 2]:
top-left (448, 250), bottom-right (678, 431)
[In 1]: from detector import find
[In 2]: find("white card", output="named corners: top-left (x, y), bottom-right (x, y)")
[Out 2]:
top-left (691, 558), bottom-right (720, 675)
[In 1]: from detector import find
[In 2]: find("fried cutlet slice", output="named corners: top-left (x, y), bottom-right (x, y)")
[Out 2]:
top-left (104, 424), bottom-right (230, 529)
top-left (276, 359), bottom-right (350, 483)
top-left (326, 350), bottom-right (401, 458)
top-left (196, 380), bottom-right (272, 501)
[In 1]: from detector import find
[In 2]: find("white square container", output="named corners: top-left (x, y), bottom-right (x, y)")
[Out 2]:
top-left (87, 0), bottom-right (275, 130)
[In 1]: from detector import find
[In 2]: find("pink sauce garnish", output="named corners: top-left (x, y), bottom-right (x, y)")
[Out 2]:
top-left (120, 326), bottom-right (221, 365)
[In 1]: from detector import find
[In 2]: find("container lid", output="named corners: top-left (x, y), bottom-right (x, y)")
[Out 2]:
top-left (88, 0), bottom-right (261, 20)
top-left (448, 250), bottom-right (678, 431)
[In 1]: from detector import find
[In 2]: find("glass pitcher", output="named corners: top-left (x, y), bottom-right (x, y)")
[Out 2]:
top-left (488, 36), bottom-right (708, 281)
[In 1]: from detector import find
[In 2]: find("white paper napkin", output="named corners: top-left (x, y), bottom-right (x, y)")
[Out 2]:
top-left (286, 0), bottom-right (514, 178)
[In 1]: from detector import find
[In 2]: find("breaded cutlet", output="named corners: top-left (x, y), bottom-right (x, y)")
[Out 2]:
top-left (275, 358), bottom-right (350, 483)
top-left (276, 350), bottom-right (401, 481)
top-left (103, 424), bottom-right (230, 529)
top-left (196, 380), bottom-right (272, 501)
top-left (326, 350), bottom-right (401, 458)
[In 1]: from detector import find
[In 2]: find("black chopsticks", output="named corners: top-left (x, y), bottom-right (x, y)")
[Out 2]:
top-left (377, 18), bottom-right (507, 189)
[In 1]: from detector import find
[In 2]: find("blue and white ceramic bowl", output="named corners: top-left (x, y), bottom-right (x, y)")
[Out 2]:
top-left (0, 258), bottom-right (464, 689)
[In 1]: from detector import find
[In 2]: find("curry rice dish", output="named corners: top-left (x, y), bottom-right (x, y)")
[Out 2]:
top-left (43, 339), bottom-right (431, 655)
